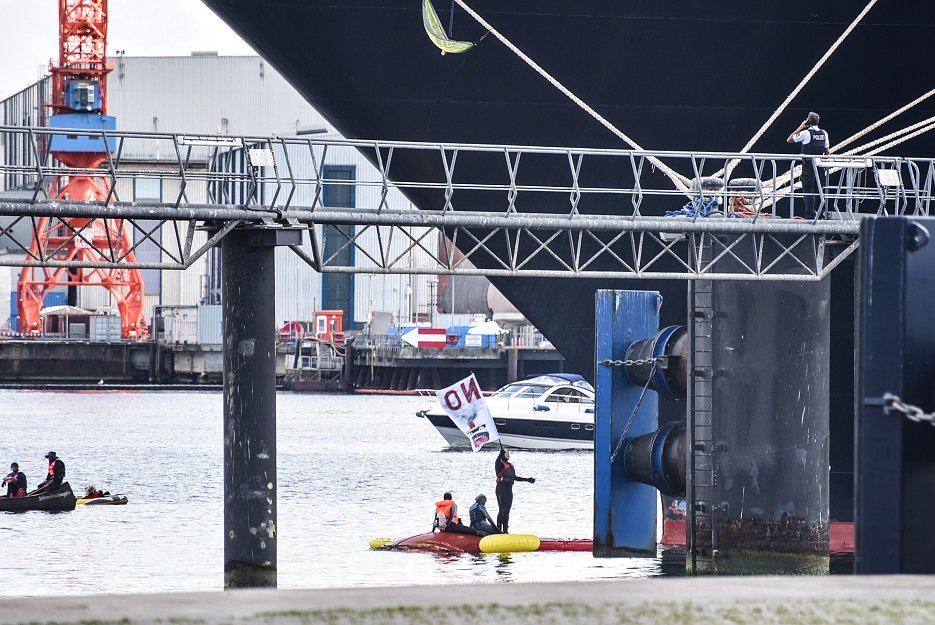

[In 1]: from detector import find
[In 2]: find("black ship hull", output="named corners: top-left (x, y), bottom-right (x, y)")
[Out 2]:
top-left (201, 1), bottom-right (935, 377)
top-left (203, 3), bottom-right (935, 534)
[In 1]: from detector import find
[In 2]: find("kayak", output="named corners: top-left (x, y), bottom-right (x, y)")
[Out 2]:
top-left (76, 494), bottom-right (128, 506)
top-left (373, 531), bottom-right (592, 554)
top-left (0, 482), bottom-right (76, 512)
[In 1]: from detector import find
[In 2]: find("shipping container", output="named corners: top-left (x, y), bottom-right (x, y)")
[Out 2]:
top-left (445, 325), bottom-right (498, 349)
top-left (160, 305), bottom-right (198, 344)
top-left (197, 304), bottom-right (223, 345)
top-left (90, 315), bottom-right (123, 341)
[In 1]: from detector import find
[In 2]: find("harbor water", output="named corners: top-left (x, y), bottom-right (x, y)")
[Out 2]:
top-left (0, 390), bottom-right (684, 597)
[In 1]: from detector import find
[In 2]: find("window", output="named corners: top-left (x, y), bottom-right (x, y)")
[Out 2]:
top-left (322, 166), bottom-right (356, 326)
top-left (133, 178), bottom-right (162, 294)
top-left (545, 388), bottom-right (589, 403)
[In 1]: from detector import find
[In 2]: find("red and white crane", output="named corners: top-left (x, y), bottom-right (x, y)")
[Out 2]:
top-left (17, 0), bottom-right (146, 338)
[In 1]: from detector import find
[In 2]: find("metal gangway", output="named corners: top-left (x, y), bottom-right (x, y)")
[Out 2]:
top-left (1, 125), bottom-right (933, 280)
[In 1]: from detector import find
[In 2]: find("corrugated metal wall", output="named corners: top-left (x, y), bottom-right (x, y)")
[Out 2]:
top-left (2, 56), bottom-right (444, 333)
top-left (260, 139), bottom-right (439, 327)
top-left (108, 56), bottom-right (329, 148)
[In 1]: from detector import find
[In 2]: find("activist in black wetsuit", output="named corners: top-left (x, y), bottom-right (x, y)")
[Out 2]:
top-left (3, 462), bottom-right (27, 498)
top-left (469, 494), bottom-right (499, 535)
top-left (494, 449), bottom-right (535, 534)
top-left (33, 451), bottom-right (65, 494)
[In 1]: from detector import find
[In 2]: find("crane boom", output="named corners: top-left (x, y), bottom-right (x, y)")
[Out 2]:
top-left (17, 0), bottom-right (147, 339)
top-left (52, 0), bottom-right (110, 115)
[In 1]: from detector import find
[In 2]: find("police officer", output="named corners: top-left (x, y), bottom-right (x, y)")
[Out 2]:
top-left (787, 112), bottom-right (830, 219)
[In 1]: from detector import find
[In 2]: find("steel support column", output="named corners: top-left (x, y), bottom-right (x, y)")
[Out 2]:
top-left (593, 289), bottom-right (661, 556)
top-left (222, 227), bottom-right (280, 588)
top-left (855, 216), bottom-right (935, 574)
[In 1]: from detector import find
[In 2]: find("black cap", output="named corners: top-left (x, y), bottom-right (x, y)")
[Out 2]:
top-left (443, 491), bottom-right (452, 499)
top-left (10, 462), bottom-right (17, 469)
top-left (475, 494), bottom-right (486, 502)
top-left (45, 451), bottom-right (57, 460)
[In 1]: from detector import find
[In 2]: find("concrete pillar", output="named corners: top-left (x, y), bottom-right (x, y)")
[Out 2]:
top-left (507, 348), bottom-right (518, 383)
top-left (222, 228), bottom-right (278, 589)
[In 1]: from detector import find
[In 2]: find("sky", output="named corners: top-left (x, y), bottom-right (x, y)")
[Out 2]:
top-left (3, 0), bottom-right (256, 100)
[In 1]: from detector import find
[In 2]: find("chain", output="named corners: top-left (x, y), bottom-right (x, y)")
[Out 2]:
top-left (609, 359), bottom-right (658, 464)
top-left (601, 356), bottom-right (667, 368)
top-left (883, 393), bottom-right (935, 426)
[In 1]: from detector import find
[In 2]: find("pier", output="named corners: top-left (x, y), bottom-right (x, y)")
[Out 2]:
top-left (1, 577), bottom-right (934, 625)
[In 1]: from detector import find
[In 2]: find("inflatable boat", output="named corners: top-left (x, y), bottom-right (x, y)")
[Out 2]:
top-left (76, 494), bottom-right (128, 506)
top-left (371, 531), bottom-right (592, 554)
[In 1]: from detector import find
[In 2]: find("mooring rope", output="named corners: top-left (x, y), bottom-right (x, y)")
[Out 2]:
top-left (843, 115), bottom-right (935, 155)
top-left (718, 0), bottom-right (878, 182)
top-left (834, 87), bottom-right (935, 153)
top-left (736, 0), bottom-right (878, 156)
top-left (857, 119), bottom-right (935, 157)
top-left (451, 0), bottom-right (691, 193)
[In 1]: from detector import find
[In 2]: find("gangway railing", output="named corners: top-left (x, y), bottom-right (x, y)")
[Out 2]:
top-left (1, 125), bottom-right (933, 280)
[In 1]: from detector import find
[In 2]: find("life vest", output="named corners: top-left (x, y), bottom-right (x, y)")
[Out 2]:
top-left (801, 127), bottom-right (827, 156)
top-left (496, 460), bottom-right (513, 483)
top-left (434, 499), bottom-right (459, 527)
top-left (469, 502), bottom-right (487, 525)
top-left (47, 461), bottom-right (55, 479)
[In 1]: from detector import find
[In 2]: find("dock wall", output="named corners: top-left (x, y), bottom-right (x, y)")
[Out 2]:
top-left (0, 577), bottom-right (933, 625)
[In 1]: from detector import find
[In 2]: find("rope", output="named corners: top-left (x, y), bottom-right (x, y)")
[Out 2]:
top-left (719, 0), bottom-right (877, 180)
top-left (833, 87), bottom-right (935, 153)
top-left (737, 0), bottom-right (877, 155)
top-left (451, 0), bottom-right (690, 193)
top-left (843, 115), bottom-right (935, 156)
top-left (665, 196), bottom-right (719, 218)
top-left (860, 120), bottom-right (935, 157)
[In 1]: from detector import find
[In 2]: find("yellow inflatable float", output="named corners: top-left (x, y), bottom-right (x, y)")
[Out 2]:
top-left (479, 533), bottom-right (540, 553)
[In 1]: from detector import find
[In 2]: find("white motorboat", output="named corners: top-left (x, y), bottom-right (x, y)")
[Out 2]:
top-left (416, 373), bottom-right (595, 450)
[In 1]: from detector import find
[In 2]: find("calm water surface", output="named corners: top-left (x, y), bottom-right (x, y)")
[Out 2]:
top-left (0, 390), bottom-right (686, 597)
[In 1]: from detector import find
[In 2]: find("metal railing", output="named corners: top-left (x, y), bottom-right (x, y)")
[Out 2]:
top-left (1, 125), bottom-right (933, 280)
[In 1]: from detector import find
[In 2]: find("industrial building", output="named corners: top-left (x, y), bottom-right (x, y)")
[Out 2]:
top-left (0, 54), bottom-right (445, 337)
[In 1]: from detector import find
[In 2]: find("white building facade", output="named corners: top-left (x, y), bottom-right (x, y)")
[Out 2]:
top-left (0, 55), bottom-right (440, 333)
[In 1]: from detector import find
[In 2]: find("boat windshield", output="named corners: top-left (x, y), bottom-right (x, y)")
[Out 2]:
top-left (495, 383), bottom-right (552, 398)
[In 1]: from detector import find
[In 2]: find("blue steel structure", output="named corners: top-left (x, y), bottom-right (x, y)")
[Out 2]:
top-left (593, 290), bottom-right (661, 556)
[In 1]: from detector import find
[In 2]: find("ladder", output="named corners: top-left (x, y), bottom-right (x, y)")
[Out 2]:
top-left (688, 278), bottom-right (717, 574)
